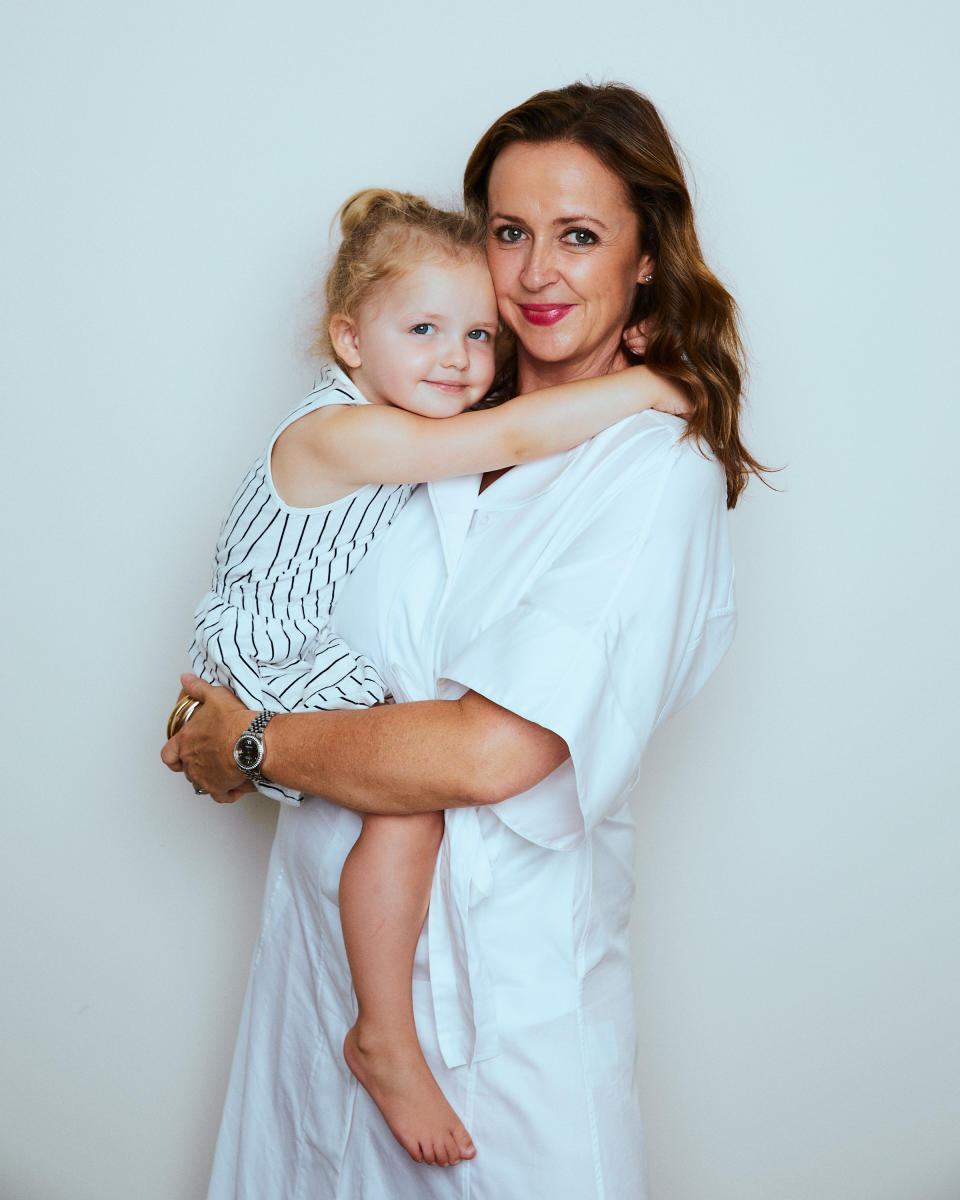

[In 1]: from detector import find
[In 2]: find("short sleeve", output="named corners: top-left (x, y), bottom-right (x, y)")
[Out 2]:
top-left (438, 429), bottom-right (736, 849)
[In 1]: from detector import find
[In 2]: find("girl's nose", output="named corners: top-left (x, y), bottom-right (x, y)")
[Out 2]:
top-left (440, 337), bottom-right (469, 369)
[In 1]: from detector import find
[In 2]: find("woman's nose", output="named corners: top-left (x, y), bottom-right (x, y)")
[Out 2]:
top-left (519, 238), bottom-right (559, 289)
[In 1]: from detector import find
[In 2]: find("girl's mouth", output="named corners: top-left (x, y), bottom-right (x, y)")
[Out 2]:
top-left (517, 304), bottom-right (574, 326)
top-left (425, 380), bottom-right (468, 393)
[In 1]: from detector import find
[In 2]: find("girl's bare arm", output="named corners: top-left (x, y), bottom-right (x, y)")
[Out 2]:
top-left (275, 365), bottom-right (687, 501)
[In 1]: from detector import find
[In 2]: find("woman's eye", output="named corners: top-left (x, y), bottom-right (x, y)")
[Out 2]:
top-left (563, 228), bottom-right (598, 246)
top-left (410, 323), bottom-right (435, 335)
top-left (467, 329), bottom-right (491, 342)
top-left (494, 225), bottom-right (525, 244)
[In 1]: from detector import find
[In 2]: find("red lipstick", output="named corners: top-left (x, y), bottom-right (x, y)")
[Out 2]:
top-left (518, 304), bottom-right (573, 326)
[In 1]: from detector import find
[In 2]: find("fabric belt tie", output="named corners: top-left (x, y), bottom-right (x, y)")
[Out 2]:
top-left (427, 806), bottom-right (499, 1069)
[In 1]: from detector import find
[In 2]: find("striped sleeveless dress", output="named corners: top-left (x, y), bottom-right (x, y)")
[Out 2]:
top-left (190, 362), bottom-right (412, 805)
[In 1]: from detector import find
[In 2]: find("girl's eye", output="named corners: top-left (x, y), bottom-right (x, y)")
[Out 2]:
top-left (563, 228), bottom-right (598, 246)
top-left (467, 328), bottom-right (491, 342)
top-left (494, 225), bottom-right (525, 244)
top-left (411, 323), bottom-right (435, 335)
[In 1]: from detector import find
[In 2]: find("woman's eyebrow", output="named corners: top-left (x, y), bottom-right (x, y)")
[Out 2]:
top-left (487, 211), bottom-right (610, 232)
top-left (553, 214), bottom-right (610, 231)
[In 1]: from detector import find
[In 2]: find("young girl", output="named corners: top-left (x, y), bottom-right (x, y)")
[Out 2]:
top-left (188, 188), bottom-right (687, 1168)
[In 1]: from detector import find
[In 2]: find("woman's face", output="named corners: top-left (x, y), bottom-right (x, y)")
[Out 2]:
top-left (485, 140), bottom-right (653, 384)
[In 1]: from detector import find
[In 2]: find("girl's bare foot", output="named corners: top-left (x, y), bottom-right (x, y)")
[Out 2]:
top-left (343, 1023), bottom-right (476, 1166)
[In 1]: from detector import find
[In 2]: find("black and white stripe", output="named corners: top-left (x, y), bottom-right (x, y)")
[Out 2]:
top-left (189, 363), bottom-right (412, 805)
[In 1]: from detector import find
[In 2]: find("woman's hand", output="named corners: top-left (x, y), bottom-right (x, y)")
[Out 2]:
top-left (161, 674), bottom-right (254, 803)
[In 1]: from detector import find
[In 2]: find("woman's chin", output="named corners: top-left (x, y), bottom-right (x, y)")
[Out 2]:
top-left (516, 330), bottom-right (626, 379)
top-left (513, 325), bottom-right (583, 364)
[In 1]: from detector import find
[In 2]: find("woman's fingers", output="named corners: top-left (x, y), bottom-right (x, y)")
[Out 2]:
top-left (211, 785), bottom-right (252, 805)
top-left (180, 691), bottom-right (250, 792)
top-left (179, 672), bottom-right (215, 701)
top-left (161, 723), bottom-right (185, 771)
top-left (161, 741), bottom-right (184, 771)
top-left (160, 676), bottom-right (252, 794)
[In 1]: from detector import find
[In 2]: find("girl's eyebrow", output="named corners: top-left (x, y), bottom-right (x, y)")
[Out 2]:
top-left (398, 312), bottom-right (497, 326)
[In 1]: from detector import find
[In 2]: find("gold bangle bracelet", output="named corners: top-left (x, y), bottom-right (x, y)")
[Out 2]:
top-left (166, 695), bottom-right (201, 740)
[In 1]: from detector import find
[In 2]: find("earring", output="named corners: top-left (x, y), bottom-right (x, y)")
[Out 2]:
top-left (643, 274), bottom-right (654, 284)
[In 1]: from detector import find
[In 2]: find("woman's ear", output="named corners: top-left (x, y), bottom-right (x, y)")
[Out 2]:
top-left (329, 315), bottom-right (362, 368)
top-left (636, 254), bottom-right (656, 285)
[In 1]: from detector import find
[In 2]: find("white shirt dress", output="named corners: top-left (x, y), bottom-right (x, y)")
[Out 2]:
top-left (207, 410), bottom-right (737, 1200)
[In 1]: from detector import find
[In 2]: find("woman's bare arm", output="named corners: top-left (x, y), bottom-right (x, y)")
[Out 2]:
top-left (161, 674), bottom-right (569, 811)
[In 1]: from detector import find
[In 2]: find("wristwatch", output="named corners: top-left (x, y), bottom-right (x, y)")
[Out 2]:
top-left (233, 710), bottom-right (277, 786)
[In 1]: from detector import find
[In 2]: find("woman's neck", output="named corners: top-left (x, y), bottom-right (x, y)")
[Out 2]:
top-left (516, 342), bottom-right (630, 394)
top-left (483, 339), bottom-right (630, 493)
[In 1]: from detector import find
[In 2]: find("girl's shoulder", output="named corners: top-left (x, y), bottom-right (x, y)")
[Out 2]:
top-left (265, 362), bottom-right (397, 513)
top-left (266, 362), bottom-right (370, 462)
top-left (306, 360), bottom-right (370, 410)
top-left (273, 361), bottom-right (369, 440)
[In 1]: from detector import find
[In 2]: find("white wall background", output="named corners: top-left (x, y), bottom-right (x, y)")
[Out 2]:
top-left (2, 1), bottom-right (957, 1197)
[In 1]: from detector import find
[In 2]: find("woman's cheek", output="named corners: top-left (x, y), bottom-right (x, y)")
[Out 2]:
top-left (486, 246), bottom-right (517, 304)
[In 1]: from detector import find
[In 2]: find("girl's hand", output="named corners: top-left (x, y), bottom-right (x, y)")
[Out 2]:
top-left (651, 383), bottom-right (693, 419)
top-left (161, 674), bottom-right (253, 803)
top-left (621, 320), bottom-right (692, 419)
top-left (622, 318), bottom-right (652, 358)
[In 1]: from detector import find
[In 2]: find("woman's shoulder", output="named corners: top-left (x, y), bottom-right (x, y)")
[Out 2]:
top-left (582, 410), bottom-right (726, 515)
top-left (578, 414), bottom-right (734, 635)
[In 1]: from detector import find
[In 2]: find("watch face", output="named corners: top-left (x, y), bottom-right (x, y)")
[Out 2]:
top-left (234, 734), bottom-right (263, 772)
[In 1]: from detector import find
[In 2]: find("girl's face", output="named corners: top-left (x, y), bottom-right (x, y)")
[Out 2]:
top-left (334, 255), bottom-right (498, 418)
top-left (485, 140), bottom-right (654, 384)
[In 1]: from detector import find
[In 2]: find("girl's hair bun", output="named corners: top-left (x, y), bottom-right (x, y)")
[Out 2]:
top-left (336, 188), bottom-right (425, 238)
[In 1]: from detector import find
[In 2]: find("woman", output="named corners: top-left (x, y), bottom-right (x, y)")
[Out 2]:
top-left (164, 82), bottom-right (760, 1199)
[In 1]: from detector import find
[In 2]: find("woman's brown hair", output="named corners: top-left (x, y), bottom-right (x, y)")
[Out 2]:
top-left (464, 82), bottom-right (765, 508)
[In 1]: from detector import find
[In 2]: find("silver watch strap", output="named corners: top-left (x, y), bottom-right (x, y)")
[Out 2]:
top-left (248, 710), bottom-right (276, 742)
top-left (240, 710), bottom-right (277, 783)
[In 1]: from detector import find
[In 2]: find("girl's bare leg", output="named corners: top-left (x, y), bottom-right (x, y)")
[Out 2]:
top-left (340, 811), bottom-right (476, 1166)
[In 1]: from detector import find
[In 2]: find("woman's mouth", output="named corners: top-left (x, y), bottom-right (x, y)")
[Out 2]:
top-left (517, 303), bottom-right (574, 327)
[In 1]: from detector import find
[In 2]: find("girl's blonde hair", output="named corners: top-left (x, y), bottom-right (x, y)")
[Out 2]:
top-left (314, 188), bottom-right (485, 367)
